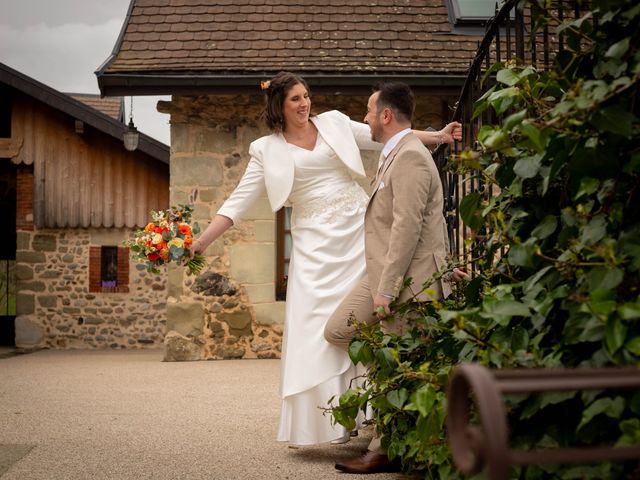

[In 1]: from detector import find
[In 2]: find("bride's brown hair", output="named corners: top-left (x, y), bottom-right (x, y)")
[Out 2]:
top-left (261, 72), bottom-right (310, 132)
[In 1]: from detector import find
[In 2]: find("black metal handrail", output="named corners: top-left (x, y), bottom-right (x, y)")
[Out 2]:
top-left (434, 0), bottom-right (581, 268)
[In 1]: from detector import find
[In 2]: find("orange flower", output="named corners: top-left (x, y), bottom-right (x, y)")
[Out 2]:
top-left (179, 223), bottom-right (191, 235)
top-left (144, 223), bottom-right (155, 233)
top-left (183, 235), bottom-right (192, 247)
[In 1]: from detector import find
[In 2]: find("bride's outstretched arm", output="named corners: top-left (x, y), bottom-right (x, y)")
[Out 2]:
top-left (191, 215), bottom-right (233, 254)
top-left (413, 121), bottom-right (462, 146)
top-left (191, 141), bottom-right (267, 256)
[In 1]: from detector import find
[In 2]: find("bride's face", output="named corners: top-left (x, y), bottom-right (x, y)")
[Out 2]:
top-left (282, 83), bottom-right (311, 131)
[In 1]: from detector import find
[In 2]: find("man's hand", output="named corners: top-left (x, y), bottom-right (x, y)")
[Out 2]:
top-left (451, 267), bottom-right (469, 282)
top-left (373, 294), bottom-right (392, 319)
top-left (440, 122), bottom-right (463, 144)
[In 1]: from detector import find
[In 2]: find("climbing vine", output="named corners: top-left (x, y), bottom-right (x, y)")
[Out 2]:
top-left (332, 1), bottom-right (640, 478)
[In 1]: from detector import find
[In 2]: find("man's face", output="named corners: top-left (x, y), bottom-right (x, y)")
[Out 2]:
top-left (364, 92), bottom-right (384, 143)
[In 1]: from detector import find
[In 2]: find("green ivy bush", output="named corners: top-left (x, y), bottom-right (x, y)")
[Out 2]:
top-left (332, 1), bottom-right (640, 478)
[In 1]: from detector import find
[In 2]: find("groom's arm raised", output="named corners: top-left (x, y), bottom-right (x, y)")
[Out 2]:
top-left (413, 122), bottom-right (462, 146)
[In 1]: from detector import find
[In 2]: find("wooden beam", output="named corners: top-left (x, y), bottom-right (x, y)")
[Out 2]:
top-left (0, 138), bottom-right (23, 159)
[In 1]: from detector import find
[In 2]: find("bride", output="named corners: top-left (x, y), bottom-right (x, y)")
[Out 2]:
top-left (191, 71), bottom-right (461, 445)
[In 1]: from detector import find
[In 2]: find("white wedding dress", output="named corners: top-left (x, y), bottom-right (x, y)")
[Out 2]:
top-left (276, 135), bottom-right (369, 445)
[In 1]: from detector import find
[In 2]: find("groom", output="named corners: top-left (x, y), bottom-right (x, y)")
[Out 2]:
top-left (324, 82), bottom-right (455, 474)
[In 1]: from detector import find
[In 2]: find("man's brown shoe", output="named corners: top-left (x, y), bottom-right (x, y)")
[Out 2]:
top-left (334, 450), bottom-right (399, 474)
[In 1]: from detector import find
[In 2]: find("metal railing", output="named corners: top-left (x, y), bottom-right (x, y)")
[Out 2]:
top-left (446, 364), bottom-right (640, 480)
top-left (434, 0), bottom-right (585, 268)
top-left (435, 1), bottom-right (640, 477)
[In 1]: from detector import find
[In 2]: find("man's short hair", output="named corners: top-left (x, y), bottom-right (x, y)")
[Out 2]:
top-left (372, 82), bottom-right (415, 124)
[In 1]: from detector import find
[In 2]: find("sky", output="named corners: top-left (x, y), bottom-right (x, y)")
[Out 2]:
top-left (0, 0), bottom-right (170, 144)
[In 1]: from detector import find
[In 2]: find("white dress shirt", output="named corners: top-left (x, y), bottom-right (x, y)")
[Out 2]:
top-left (380, 127), bottom-right (412, 164)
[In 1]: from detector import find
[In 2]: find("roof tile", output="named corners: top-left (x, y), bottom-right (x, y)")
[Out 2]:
top-left (105, 0), bottom-right (482, 76)
top-left (70, 94), bottom-right (124, 121)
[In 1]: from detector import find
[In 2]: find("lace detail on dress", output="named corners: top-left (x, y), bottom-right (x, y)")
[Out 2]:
top-left (293, 182), bottom-right (369, 224)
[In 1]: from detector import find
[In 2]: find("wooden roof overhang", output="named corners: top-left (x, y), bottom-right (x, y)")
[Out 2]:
top-left (0, 62), bottom-right (168, 164)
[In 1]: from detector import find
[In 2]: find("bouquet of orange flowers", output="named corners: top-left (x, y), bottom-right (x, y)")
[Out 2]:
top-left (124, 204), bottom-right (205, 275)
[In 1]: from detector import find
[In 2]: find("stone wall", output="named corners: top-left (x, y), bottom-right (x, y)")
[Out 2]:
top-left (15, 228), bottom-right (167, 349)
top-left (160, 92), bottom-right (453, 361)
top-left (162, 94), bottom-right (280, 361)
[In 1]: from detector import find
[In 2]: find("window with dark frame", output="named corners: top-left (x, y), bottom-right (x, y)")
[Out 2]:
top-left (89, 246), bottom-right (129, 293)
top-left (275, 207), bottom-right (292, 301)
top-left (100, 246), bottom-right (118, 288)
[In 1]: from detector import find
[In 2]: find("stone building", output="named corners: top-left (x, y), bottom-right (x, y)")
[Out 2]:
top-left (97, 0), bottom-right (492, 361)
top-left (0, 62), bottom-right (170, 350)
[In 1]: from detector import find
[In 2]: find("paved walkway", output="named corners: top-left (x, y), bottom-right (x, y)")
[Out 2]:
top-left (0, 349), bottom-right (404, 480)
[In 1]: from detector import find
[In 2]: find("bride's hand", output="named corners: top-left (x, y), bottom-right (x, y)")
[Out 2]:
top-left (182, 239), bottom-right (202, 266)
top-left (191, 239), bottom-right (201, 255)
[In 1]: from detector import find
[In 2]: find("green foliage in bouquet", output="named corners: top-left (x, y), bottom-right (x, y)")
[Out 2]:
top-left (332, 1), bottom-right (640, 478)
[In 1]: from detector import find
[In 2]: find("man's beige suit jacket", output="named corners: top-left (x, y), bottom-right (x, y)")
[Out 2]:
top-left (364, 132), bottom-right (451, 302)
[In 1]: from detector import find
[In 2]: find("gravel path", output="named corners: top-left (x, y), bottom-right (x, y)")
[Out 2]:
top-left (0, 349), bottom-right (404, 480)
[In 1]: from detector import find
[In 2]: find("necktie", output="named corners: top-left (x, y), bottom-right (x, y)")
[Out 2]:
top-left (374, 152), bottom-right (387, 184)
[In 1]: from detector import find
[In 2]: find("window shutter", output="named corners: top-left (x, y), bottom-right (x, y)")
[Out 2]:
top-left (89, 246), bottom-right (101, 292)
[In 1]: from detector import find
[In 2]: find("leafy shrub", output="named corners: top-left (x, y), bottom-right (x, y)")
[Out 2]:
top-left (332, 1), bottom-right (640, 478)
